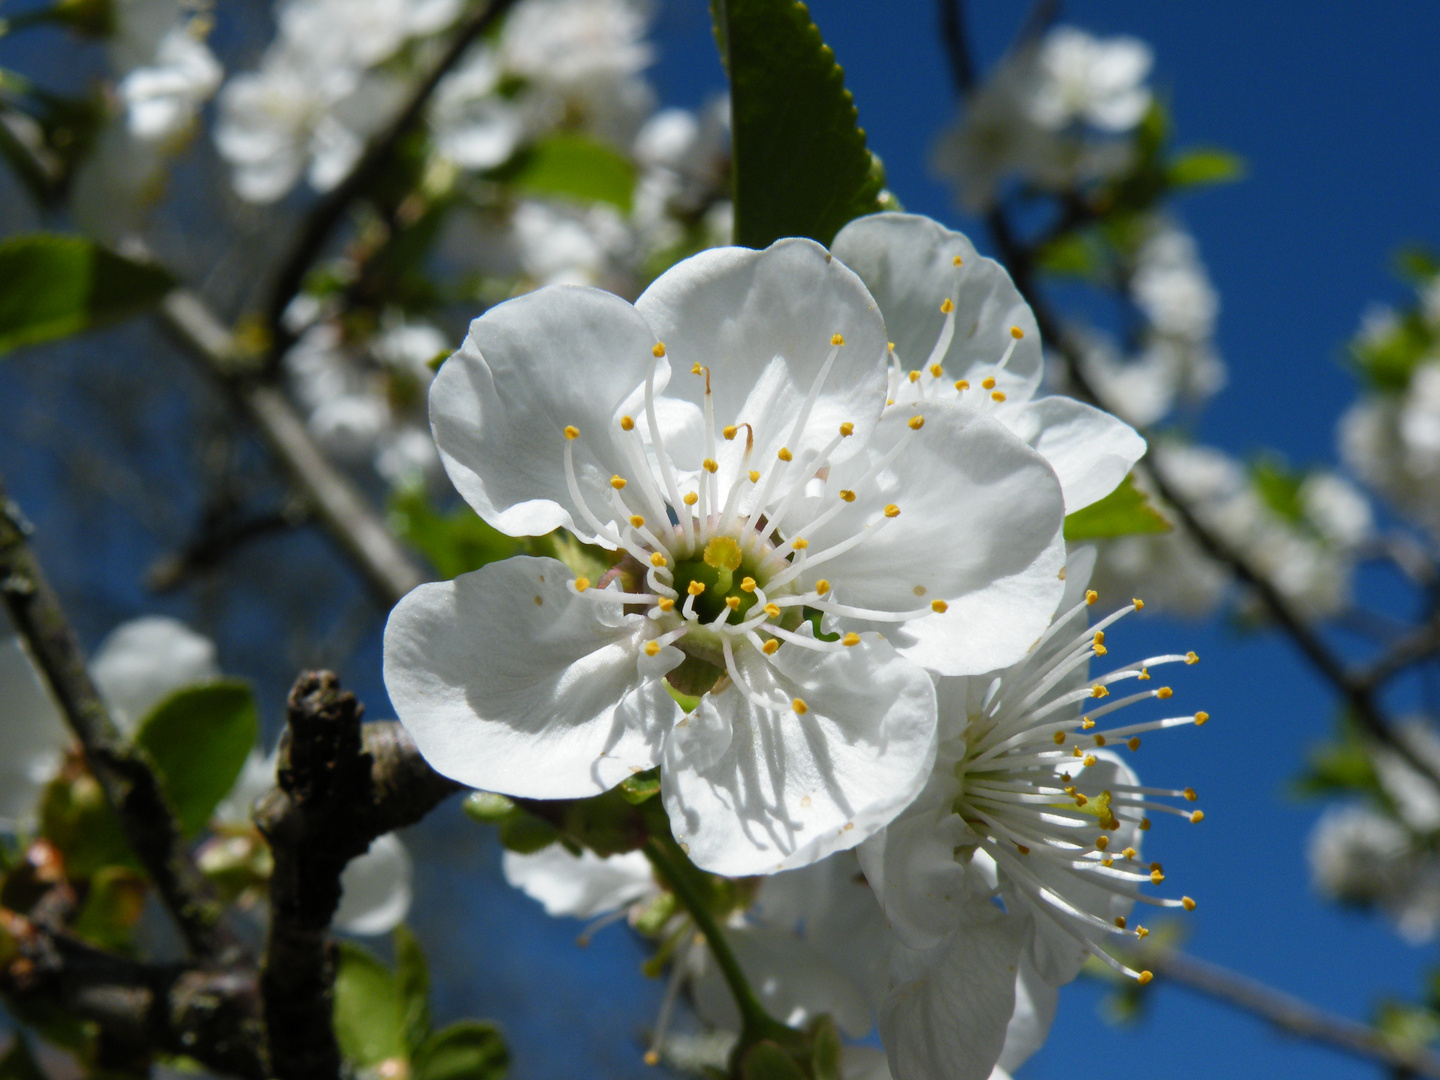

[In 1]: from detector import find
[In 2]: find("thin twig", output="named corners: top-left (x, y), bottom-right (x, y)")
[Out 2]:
top-left (1148, 948), bottom-right (1440, 1079)
top-left (263, 0), bottom-right (522, 360)
top-left (0, 474), bottom-right (245, 966)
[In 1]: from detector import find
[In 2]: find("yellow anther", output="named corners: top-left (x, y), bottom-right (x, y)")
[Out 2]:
top-left (1137, 971), bottom-right (1154, 985)
top-left (564, 425), bottom-right (580, 440)
top-left (644, 1049), bottom-right (660, 1066)
top-left (929, 599), bottom-right (948, 614)
top-left (842, 633), bottom-right (861, 647)
top-left (981, 376), bottom-right (996, 390)
top-left (814, 579), bottom-right (830, 595)
top-left (1010, 326), bottom-right (1024, 340)
top-left (1128, 737), bottom-right (1142, 751)
top-left (683, 491), bottom-right (698, 506)
top-left (839, 489), bottom-right (856, 502)
top-left (764, 603), bottom-right (781, 618)
top-left (651, 553), bottom-right (668, 567)
top-left (954, 379), bottom-right (970, 391)
top-left (574, 577), bottom-right (591, 592)
top-left (1094, 631), bottom-right (1105, 646)
top-left (690, 361), bottom-right (703, 375)
top-left (1091, 685), bottom-right (1110, 699)
top-left (887, 341), bottom-right (895, 352)
top-left (909, 416), bottom-right (925, 430)
top-left (1181, 787), bottom-right (1197, 802)
top-left (1115, 916), bottom-right (1127, 930)
top-left (748, 470), bottom-right (760, 483)
top-left (929, 364), bottom-right (943, 378)
top-left (792, 537), bottom-right (809, 550)
top-left (629, 514), bottom-right (645, 528)
top-left (831, 333), bottom-right (845, 346)
top-left (940, 298), bottom-right (954, 314)
top-left (778, 447), bottom-right (793, 462)
top-left (740, 577), bottom-right (757, 592)
top-left (1094, 734), bottom-right (1107, 747)
top-left (1096, 835), bottom-right (1109, 851)
top-left (840, 421), bottom-right (854, 436)
top-left (1137, 668), bottom-right (1151, 681)
top-left (620, 415), bottom-right (637, 433)
top-left (1081, 718), bottom-right (1095, 729)
top-left (762, 639), bottom-right (780, 655)
top-left (1084, 754), bottom-right (1098, 767)
top-left (644, 641), bottom-right (661, 657)
top-left (887, 398), bottom-right (894, 405)
top-left (1122, 847), bottom-right (1137, 860)
top-left (1093, 643), bottom-right (1107, 656)
top-left (908, 370), bottom-right (921, 383)
top-left (1190, 810), bottom-right (1204, 824)
top-left (686, 581), bottom-right (706, 597)
top-left (1015, 844), bottom-right (1030, 855)
top-left (1140, 817), bottom-right (1152, 831)
top-left (1150, 870), bottom-right (1164, 884)
top-left (1102, 857), bottom-right (1114, 866)
top-left (1194, 711), bottom-right (1209, 726)
top-left (1053, 731), bottom-right (1066, 745)
top-left (1182, 896), bottom-right (1197, 911)
top-left (952, 255), bottom-right (963, 267)
top-left (792, 698), bottom-right (808, 715)
top-left (703, 458), bottom-right (719, 473)
top-left (1156, 686), bottom-right (1173, 700)
top-left (1185, 651), bottom-right (1199, 664)
top-left (884, 504), bottom-right (901, 518)
top-left (725, 596), bottom-right (741, 610)
top-left (1072, 747), bottom-right (1083, 759)
top-left (653, 342), bottom-right (666, 358)
top-left (658, 597), bottom-right (675, 612)
top-left (1073, 791), bottom-right (1088, 805)
top-left (1085, 589), bottom-right (1098, 605)
top-left (722, 425), bottom-right (738, 440)
top-left (991, 391), bottom-right (1006, 402)
top-left (1133, 597), bottom-right (1145, 610)
top-left (611, 475), bottom-right (627, 490)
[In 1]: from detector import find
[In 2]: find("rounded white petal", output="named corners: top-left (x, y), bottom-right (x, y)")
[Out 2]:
top-left (994, 396), bottom-right (1145, 513)
top-left (91, 616), bottom-right (220, 733)
top-left (831, 213), bottom-right (1042, 401)
top-left (383, 556), bottom-right (681, 798)
top-left (502, 845), bottom-right (655, 919)
top-left (0, 633), bottom-right (72, 832)
top-left (662, 633), bottom-right (937, 876)
top-left (335, 833), bottom-right (413, 936)
top-left (430, 286), bottom-right (667, 543)
top-left (635, 239), bottom-right (890, 468)
top-left (996, 955), bottom-right (1058, 1074)
top-left (811, 404), bottom-right (1066, 676)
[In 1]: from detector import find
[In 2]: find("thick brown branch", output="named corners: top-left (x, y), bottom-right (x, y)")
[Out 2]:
top-left (255, 675), bottom-right (461, 1080)
top-left (0, 476), bottom-right (245, 965)
top-left (0, 913), bottom-right (264, 1079)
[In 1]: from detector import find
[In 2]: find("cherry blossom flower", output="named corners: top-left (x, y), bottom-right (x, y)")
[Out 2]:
top-left (385, 238), bottom-right (1068, 875)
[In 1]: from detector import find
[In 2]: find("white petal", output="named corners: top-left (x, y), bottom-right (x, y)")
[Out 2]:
top-left (996, 954), bottom-right (1058, 1073)
top-left (831, 213), bottom-right (1042, 401)
top-left (335, 833), bottom-right (413, 936)
top-left (811, 403), bottom-right (1066, 676)
top-left (383, 556), bottom-right (680, 798)
top-left (502, 845), bottom-right (655, 919)
top-left (880, 914), bottom-right (1025, 1080)
top-left (662, 633), bottom-right (937, 876)
top-left (635, 239), bottom-right (889, 468)
top-left (993, 396), bottom-right (1145, 513)
top-left (430, 287), bottom-right (667, 542)
top-left (0, 633), bottom-right (72, 832)
top-left (90, 616), bottom-right (220, 733)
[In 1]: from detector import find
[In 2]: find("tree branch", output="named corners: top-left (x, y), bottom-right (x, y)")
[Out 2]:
top-left (1148, 948), bottom-right (1440, 1079)
top-left (254, 674), bottom-right (462, 1080)
top-left (263, 0), bottom-right (522, 360)
top-left (0, 474), bottom-right (246, 966)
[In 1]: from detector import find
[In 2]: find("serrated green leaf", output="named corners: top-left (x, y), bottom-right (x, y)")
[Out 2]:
top-left (413, 1021), bottom-right (509, 1080)
top-left (333, 942), bottom-right (410, 1068)
top-left (0, 234), bottom-right (173, 355)
top-left (1062, 475), bottom-right (1170, 542)
top-left (503, 133), bottom-right (635, 213)
top-left (395, 926), bottom-right (432, 1056)
top-left (1167, 148), bottom-right (1245, 189)
top-left (713, 0), bottom-right (884, 248)
top-left (134, 681), bottom-right (258, 837)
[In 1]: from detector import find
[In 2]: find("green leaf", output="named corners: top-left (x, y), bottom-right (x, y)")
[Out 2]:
top-left (1249, 457), bottom-right (1308, 527)
top-left (134, 681), bottom-right (258, 837)
top-left (1166, 148), bottom-right (1245, 189)
top-left (1350, 309), bottom-right (1433, 392)
top-left (740, 1041), bottom-right (807, 1080)
top-left (0, 234), bottom-right (173, 355)
top-left (394, 926), bottom-right (432, 1056)
top-left (388, 486), bottom-right (522, 581)
top-left (1035, 231), bottom-right (1100, 279)
top-left (71, 866), bottom-right (147, 950)
top-left (1062, 475), bottom-right (1170, 542)
top-left (504, 133), bottom-right (635, 213)
top-left (40, 769), bottom-right (133, 878)
top-left (413, 1021), bottom-right (509, 1080)
top-left (0, 1036), bottom-right (47, 1080)
top-left (333, 942), bottom-right (410, 1068)
top-left (713, 0), bottom-right (884, 248)
top-left (1394, 245), bottom-right (1440, 285)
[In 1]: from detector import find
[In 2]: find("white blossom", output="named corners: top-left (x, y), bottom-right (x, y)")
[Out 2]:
top-left (1025, 27), bottom-right (1153, 133)
top-left (91, 615), bottom-right (221, 732)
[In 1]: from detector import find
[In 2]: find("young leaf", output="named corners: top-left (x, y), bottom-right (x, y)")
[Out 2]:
top-left (413, 1021), bottom-right (510, 1080)
top-left (1062, 475), bottom-right (1171, 541)
top-left (1167, 148), bottom-right (1246, 189)
top-left (134, 681), bottom-right (259, 837)
top-left (0, 234), bottom-right (173, 355)
top-left (395, 925), bottom-right (433, 1056)
top-left (712, 0), bottom-right (884, 248)
top-left (502, 133), bottom-right (636, 213)
top-left (333, 942), bottom-right (411, 1068)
